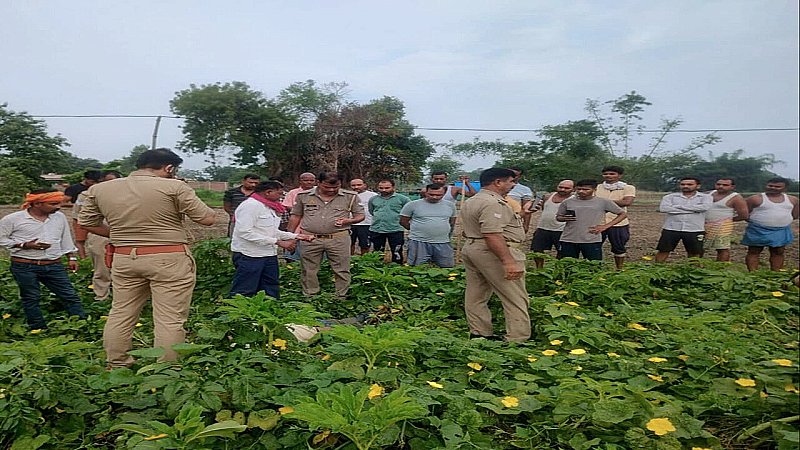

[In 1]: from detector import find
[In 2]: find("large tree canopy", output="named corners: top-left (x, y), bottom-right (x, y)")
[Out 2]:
top-left (171, 80), bottom-right (434, 186)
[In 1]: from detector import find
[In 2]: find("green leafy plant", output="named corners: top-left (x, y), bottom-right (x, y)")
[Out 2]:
top-left (286, 383), bottom-right (427, 450)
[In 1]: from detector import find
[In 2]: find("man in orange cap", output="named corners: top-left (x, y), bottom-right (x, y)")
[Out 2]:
top-left (0, 189), bottom-right (86, 330)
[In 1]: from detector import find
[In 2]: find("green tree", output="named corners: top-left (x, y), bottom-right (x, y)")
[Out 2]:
top-left (425, 153), bottom-right (463, 181)
top-left (170, 82), bottom-right (298, 173)
top-left (104, 144), bottom-right (149, 174)
top-left (0, 165), bottom-right (34, 204)
top-left (0, 103), bottom-right (75, 186)
top-left (690, 150), bottom-right (783, 192)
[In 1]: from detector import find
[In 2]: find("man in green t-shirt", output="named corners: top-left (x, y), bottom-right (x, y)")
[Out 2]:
top-left (368, 179), bottom-right (410, 264)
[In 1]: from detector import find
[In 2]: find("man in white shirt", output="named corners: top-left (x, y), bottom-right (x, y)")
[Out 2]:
top-left (349, 178), bottom-right (378, 255)
top-left (655, 177), bottom-right (713, 262)
top-left (0, 189), bottom-right (86, 330)
top-left (508, 167), bottom-right (535, 232)
top-left (231, 181), bottom-right (315, 299)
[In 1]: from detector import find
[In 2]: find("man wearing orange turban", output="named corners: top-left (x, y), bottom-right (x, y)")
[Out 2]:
top-left (0, 188), bottom-right (86, 330)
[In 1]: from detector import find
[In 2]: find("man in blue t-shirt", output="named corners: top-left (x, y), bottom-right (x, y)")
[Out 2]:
top-left (399, 183), bottom-right (457, 267)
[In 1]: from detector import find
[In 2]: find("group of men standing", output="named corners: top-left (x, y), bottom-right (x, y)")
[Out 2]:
top-left (1, 154), bottom-right (797, 362)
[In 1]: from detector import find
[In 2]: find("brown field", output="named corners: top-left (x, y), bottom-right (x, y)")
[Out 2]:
top-left (3, 191), bottom-right (797, 270)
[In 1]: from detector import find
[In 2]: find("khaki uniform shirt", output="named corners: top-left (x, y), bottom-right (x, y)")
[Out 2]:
top-left (291, 187), bottom-right (364, 235)
top-left (460, 190), bottom-right (525, 243)
top-left (78, 170), bottom-right (215, 246)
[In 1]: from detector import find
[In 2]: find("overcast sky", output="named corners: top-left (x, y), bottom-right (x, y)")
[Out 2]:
top-left (2, 1), bottom-right (798, 179)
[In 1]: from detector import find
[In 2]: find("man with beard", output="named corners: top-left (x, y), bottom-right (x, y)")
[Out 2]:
top-left (742, 178), bottom-right (799, 271)
top-left (655, 177), bottom-right (712, 262)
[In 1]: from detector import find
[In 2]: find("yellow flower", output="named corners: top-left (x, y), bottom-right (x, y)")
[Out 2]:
top-left (271, 339), bottom-right (287, 350)
top-left (575, 365), bottom-right (583, 371)
top-left (735, 378), bottom-right (756, 387)
top-left (100, 316), bottom-right (108, 321)
top-left (692, 447), bottom-right (713, 450)
top-left (607, 352), bottom-right (620, 358)
top-left (784, 384), bottom-right (800, 394)
top-left (569, 348), bottom-right (587, 355)
top-left (677, 355), bottom-right (690, 362)
top-left (760, 391), bottom-right (769, 398)
top-left (642, 256), bottom-right (654, 261)
top-left (527, 356), bottom-right (538, 362)
top-left (573, 315), bottom-right (586, 320)
top-left (447, 277), bottom-right (456, 281)
top-left (542, 349), bottom-right (558, 356)
top-left (135, 322), bottom-right (143, 328)
top-left (467, 362), bottom-right (483, 371)
top-left (1, 313), bottom-right (10, 320)
top-left (603, 312), bottom-right (614, 317)
top-left (410, 283), bottom-right (418, 288)
top-left (467, 371), bottom-right (475, 376)
top-left (500, 396), bottom-right (519, 408)
top-left (367, 384), bottom-right (384, 399)
top-left (554, 290), bottom-right (569, 295)
top-left (143, 434), bottom-right (169, 441)
top-left (550, 339), bottom-right (563, 345)
top-left (565, 301), bottom-right (579, 307)
top-left (628, 323), bottom-right (648, 331)
top-left (30, 329), bottom-right (43, 334)
top-left (646, 417), bottom-right (676, 435)
top-left (286, 265), bottom-right (293, 270)
top-left (278, 406), bottom-right (294, 415)
top-left (772, 359), bottom-right (793, 367)
top-left (771, 291), bottom-right (785, 297)
top-left (448, 273), bottom-right (458, 277)
top-left (648, 374), bottom-right (664, 382)
top-left (554, 280), bottom-right (563, 285)
top-left (427, 381), bottom-right (444, 389)
top-left (321, 354), bottom-right (331, 361)
top-left (150, 388), bottom-right (157, 393)
top-left (648, 357), bottom-right (667, 363)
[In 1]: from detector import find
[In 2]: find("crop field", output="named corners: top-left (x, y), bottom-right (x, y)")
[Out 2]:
top-left (0, 237), bottom-right (798, 449)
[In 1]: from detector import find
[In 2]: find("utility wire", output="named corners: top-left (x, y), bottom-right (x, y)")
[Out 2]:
top-left (29, 114), bottom-right (799, 133)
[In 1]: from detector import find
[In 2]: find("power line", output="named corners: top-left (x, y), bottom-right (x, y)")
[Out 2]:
top-left (29, 114), bottom-right (800, 133)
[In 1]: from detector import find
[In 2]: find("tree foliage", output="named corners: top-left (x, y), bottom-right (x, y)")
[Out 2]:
top-left (447, 92), bottom-right (786, 192)
top-left (170, 80), bottom-right (434, 186)
top-left (0, 103), bottom-right (75, 187)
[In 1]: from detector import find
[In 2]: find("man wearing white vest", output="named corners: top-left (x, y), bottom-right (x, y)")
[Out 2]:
top-left (703, 178), bottom-right (748, 262)
top-left (742, 178), bottom-right (799, 271)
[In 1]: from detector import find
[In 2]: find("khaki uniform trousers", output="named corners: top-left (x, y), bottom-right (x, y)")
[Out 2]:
top-left (104, 249), bottom-right (196, 367)
top-left (86, 233), bottom-right (111, 300)
top-left (462, 240), bottom-right (531, 341)
top-left (299, 232), bottom-right (351, 298)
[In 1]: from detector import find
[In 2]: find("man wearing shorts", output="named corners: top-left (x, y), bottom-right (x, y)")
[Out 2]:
top-left (655, 177), bottom-right (712, 262)
top-left (595, 166), bottom-right (636, 270)
top-left (529, 180), bottom-right (573, 269)
top-left (742, 178), bottom-right (799, 271)
top-left (556, 179), bottom-right (626, 261)
top-left (703, 178), bottom-right (748, 262)
top-left (399, 183), bottom-right (457, 267)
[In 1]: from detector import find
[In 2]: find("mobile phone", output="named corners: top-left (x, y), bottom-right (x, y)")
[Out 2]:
top-left (564, 210), bottom-right (576, 217)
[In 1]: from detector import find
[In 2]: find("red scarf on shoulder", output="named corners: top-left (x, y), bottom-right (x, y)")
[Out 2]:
top-left (250, 192), bottom-right (287, 214)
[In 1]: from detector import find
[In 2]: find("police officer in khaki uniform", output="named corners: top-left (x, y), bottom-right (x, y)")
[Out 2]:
top-left (287, 172), bottom-right (364, 298)
top-left (79, 149), bottom-right (217, 368)
top-left (459, 167), bottom-right (531, 342)
top-left (74, 170), bottom-right (122, 301)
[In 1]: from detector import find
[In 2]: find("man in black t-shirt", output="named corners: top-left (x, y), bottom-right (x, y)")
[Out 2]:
top-left (223, 174), bottom-right (261, 236)
top-left (64, 170), bottom-right (104, 203)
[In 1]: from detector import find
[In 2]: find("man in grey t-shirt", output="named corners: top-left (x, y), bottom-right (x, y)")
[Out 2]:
top-left (399, 183), bottom-right (457, 267)
top-left (556, 179), bottom-right (627, 261)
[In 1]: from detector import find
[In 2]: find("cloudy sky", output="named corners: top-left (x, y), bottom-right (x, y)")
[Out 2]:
top-left (1, 1), bottom-right (798, 178)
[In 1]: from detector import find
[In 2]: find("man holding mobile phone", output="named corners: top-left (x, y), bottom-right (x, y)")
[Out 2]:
top-left (0, 189), bottom-right (86, 330)
top-left (556, 179), bottom-right (627, 261)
